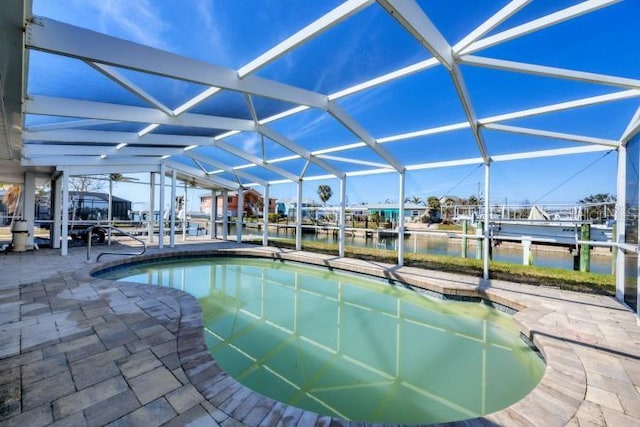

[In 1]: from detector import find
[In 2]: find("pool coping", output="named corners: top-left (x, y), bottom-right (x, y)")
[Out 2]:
top-left (77, 245), bottom-right (600, 426)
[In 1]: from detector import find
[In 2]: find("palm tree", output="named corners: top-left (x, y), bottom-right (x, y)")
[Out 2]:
top-left (317, 185), bottom-right (333, 207)
top-left (404, 195), bottom-right (423, 205)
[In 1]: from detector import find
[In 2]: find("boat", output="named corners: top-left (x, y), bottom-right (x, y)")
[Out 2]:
top-left (491, 205), bottom-right (613, 247)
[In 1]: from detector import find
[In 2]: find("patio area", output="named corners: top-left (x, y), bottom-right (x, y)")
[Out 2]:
top-left (0, 239), bottom-right (639, 426)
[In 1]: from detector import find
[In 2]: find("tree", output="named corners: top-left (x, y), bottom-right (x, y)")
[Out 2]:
top-left (427, 196), bottom-right (440, 210)
top-left (317, 185), bottom-right (333, 207)
top-left (578, 193), bottom-right (616, 224)
top-left (404, 195), bottom-right (423, 205)
top-left (69, 176), bottom-right (105, 193)
top-left (2, 184), bottom-right (22, 221)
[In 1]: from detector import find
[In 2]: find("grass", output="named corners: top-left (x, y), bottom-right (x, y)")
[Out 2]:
top-left (247, 237), bottom-right (615, 296)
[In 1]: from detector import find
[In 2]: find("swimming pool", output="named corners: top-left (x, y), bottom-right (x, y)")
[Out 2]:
top-left (98, 256), bottom-right (544, 424)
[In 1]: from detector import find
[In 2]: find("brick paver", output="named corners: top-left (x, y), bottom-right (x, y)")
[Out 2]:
top-left (0, 240), bottom-right (639, 426)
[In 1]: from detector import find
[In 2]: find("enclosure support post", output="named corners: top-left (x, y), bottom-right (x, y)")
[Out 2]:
top-left (476, 220), bottom-right (483, 260)
top-left (61, 169), bottom-right (69, 256)
top-left (522, 237), bottom-right (532, 266)
top-left (461, 220), bottom-right (468, 258)
top-left (580, 224), bottom-right (591, 272)
top-left (398, 170), bottom-right (405, 267)
top-left (262, 185), bottom-right (269, 247)
top-left (170, 169), bottom-right (176, 248)
top-left (611, 223), bottom-right (617, 275)
top-left (148, 173), bottom-right (155, 244)
top-left (52, 177), bottom-right (62, 249)
top-left (210, 190), bottom-right (216, 239)
top-left (237, 188), bottom-right (244, 244)
top-left (615, 144), bottom-right (626, 301)
top-left (222, 190), bottom-right (229, 241)
top-left (158, 163), bottom-right (165, 249)
top-left (107, 178), bottom-right (113, 245)
top-left (23, 172), bottom-right (36, 250)
top-left (339, 177), bottom-right (346, 258)
top-left (296, 181), bottom-right (303, 251)
top-left (182, 180), bottom-right (187, 242)
top-left (483, 162), bottom-right (491, 280)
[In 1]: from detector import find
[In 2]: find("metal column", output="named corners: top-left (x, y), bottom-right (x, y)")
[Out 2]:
top-left (222, 190), bottom-right (228, 240)
top-left (170, 169), bottom-right (176, 248)
top-left (615, 144), bottom-right (626, 302)
top-left (158, 163), bottom-right (165, 249)
top-left (52, 177), bottom-right (62, 249)
top-left (23, 172), bottom-right (36, 250)
top-left (209, 190), bottom-right (216, 239)
top-left (398, 171), bottom-right (405, 267)
top-left (237, 188), bottom-right (244, 243)
top-left (148, 173), bottom-right (155, 243)
top-left (296, 181), bottom-right (303, 251)
top-left (483, 162), bottom-right (491, 280)
top-left (339, 177), bottom-right (346, 258)
top-left (61, 170), bottom-right (69, 256)
top-left (262, 185), bottom-right (269, 247)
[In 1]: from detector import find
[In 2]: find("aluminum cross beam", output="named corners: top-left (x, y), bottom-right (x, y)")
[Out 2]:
top-left (87, 62), bottom-right (174, 116)
top-left (483, 124), bottom-right (620, 147)
top-left (258, 126), bottom-right (345, 178)
top-left (24, 96), bottom-right (256, 132)
top-left (26, 17), bottom-right (329, 109)
top-left (22, 129), bottom-right (215, 147)
top-left (186, 152), bottom-right (268, 187)
top-left (213, 139), bottom-right (300, 182)
top-left (165, 160), bottom-right (240, 190)
top-left (327, 102), bottom-right (404, 172)
top-left (459, 0), bottom-right (621, 55)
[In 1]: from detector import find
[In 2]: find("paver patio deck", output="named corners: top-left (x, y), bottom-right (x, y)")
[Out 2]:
top-left (1, 239), bottom-right (639, 426)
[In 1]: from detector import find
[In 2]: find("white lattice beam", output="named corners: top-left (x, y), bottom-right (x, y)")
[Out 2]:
top-left (186, 152), bottom-right (267, 186)
top-left (484, 124), bottom-right (619, 147)
top-left (460, 0), bottom-right (621, 55)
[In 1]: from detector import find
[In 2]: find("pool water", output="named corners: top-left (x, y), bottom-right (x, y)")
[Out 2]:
top-left (99, 257), bottom-right (544, 424)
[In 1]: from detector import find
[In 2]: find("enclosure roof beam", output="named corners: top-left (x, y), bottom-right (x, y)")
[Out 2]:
top-left (25, 119), bottom-right (121, 132)
top-left (22, 156), bottom-right (162, 167)
top-left (87, 62), bottom-right (174, 116)
top-left (22, 129), bottom-right (215, 147)
top-left (165, 160), bottom-right (240, 190)
top-left (23, 144), bottom-right (186, 158)
top-left (491, 145), bottom-right (612, 162)
top-left (186, 151), bottom-right (267, 186)
top-left (316, 154), bottom-right (392, 169)
top-left (258, 126), bottom-right (345, 178)
top-left (24, 96), bottom-right (257, 132)
top-left (452, 0), bottom-right (532, 53)
top-left (483, 124), bottom-right (620, 147)
top-left (238, 0), bottom-right (374, 77)
top-left (620, 107), bottom-right (640, 145)
top-left (459, 0), bottom-right (621, 55)
top-left (214, 139), bottom-right (300, 182)
top-left (327, 102), bottom-right (404, 172)
top-left (26, 17), bottom-right (329, 109)
top-left (459, 55), bottom-right (640, 90)
top-left (376, 0), bottom-right (453, 69)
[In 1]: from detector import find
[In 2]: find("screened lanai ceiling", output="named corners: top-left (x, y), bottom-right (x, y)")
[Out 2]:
top-left (4, 0), bottom-right (640, 190)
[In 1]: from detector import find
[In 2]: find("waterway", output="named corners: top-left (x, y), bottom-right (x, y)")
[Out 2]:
top-left (217, 225), bottom-right (613, 275)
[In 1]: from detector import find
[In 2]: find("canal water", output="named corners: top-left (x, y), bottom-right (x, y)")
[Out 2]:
top-left (218, 225), bottom-right (612, 275)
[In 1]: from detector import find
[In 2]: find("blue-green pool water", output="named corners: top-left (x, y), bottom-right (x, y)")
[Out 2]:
top-left (98, 257), bottom-right (544, 424)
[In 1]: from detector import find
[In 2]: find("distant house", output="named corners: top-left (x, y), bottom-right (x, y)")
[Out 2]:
top-left (366, 203), bottom-right (429, 223)
top-left (199, 189), bottom-right (276, 217)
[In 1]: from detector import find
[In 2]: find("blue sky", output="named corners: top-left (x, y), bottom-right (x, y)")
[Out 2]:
top-left (28, 0), bottom-right (639, 210)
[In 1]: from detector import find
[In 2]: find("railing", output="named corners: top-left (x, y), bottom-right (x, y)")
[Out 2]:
top-left (87, 225), bottom-right (147, 262)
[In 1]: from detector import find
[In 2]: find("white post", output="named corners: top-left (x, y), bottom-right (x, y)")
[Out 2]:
top-left (52, 177), bottom-right (62, 249)
top-left (158, 163), bottom-right (165, 249)
top-left (23, 172), bottom-right (36, 250)
top-left (522, 237), bottom-right (532, 266)
top-left (170, 169), bottom-right (177, 248)
top-left (339, 177), bottom-right (346, 258)
top-left (108, 178), bottom-right (113, 245)
top-left (222, 190), bottom-right (229, 240)
top-left (296, 181), bottom-right (303, 251)
top-left (483, 162), bottom-right (491, 280)
top-left (615, 144), bottom-right (626, 302)
top-left (182, 180), bottom-right (187, 242)
top-left (237, 188), bottom-right (244, 243)
top-left (398, 171), bottom-right (405, 267)
top-left (61, 170), bottom-right (69, 256)
top-left (262, 185), bottom-right (269, 247)
top-left (148, 173), bottom-right (155, 243)
top-left (209, 189), bottom-right (216, 239)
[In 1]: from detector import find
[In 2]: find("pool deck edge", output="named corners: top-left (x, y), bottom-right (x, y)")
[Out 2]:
top-left (1, 241), bottom-right (639, 426)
